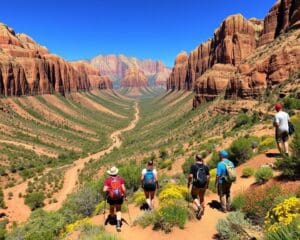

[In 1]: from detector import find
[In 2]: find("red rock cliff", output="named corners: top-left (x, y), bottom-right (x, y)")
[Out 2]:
top-left (167, 51), bottom-right (188, 90)
top-left (0, 23), bottom-right (111, 97)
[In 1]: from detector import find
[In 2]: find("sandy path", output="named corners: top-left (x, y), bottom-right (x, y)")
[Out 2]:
top-left (1, 103), bottom-right (139, 225)
top-left (44, 103), bottom-right (139, 211)
top-left (90, 149), bottom-right (280, 240)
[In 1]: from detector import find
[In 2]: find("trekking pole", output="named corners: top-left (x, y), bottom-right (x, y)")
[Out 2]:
top-left (126, 198), bottom-right (133, 227)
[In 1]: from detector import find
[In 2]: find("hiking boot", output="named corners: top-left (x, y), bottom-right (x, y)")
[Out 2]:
top-left (196, 206), bottom-right (203, 220)
top-left (116, 220), bottom-right (121, 232)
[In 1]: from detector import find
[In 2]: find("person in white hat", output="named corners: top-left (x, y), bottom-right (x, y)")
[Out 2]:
top-left (103, 166), bottom-right (127, 232)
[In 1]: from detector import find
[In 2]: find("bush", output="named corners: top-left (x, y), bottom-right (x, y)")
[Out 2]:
top-left (24, 192), bottom-right (45, 210)
top-left (258, 137), bottom-right (276, 151)
top-left (77, 224), bottom-right (118, 240)
top-left (264, 218), bottom-right (300, 240)
top-left (159, 148), bottom-right (169, 160)
top-left (216, 211), bottom-right (251, 240)
top-left (208, 168), bottom-right (217, 193)
top-left (275, 115), bottom-right (300, 178)
top-left (228, 137), bottom-right (258, 166)
top-left (134, 211), bottom-right (157, 228)
top-left (235, 113), bottom-right (252, 128)
top-left (158, 184), bottom-right (188, 206)
top-left (255, 167), bottom-right (273, 183)
top-left (242, 167), bottom-right (255, 178)
top-left (118, 163), bottom-right (141, 192)
top-left (157, 204), bottom-right (188, 232)
top-left (132, 190), bottom-right (146, 206)
top-left (0, 190), bottom-right (5, 209)
top-left (182, 156), bottom-right (194, 175)
top-left (264, 197), bottom-right (300, 233)
top-left (283, 97), bottom-right (300, 110)
top-left (207, 151), bottom-right (219, 170)
top-left (231, 192), bottom-right (247, 211)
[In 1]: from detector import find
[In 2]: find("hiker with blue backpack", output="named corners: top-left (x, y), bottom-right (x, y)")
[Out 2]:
top-left (141, 160), bottom-right (158, 210)
top-left (187, 154), bottom-right (210, 219)
top-left (216, 150), bottom-right (236, 213)
top-left (103, 166), bottom-right (127, 232)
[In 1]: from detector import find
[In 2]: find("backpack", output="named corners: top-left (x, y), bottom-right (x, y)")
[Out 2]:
top-left (223, 161), bottom-right (236, 183)
top-left (108, 176), bottom-right (123, 200)
top-left (144, 170), bottom-right (156, 187)
top-left (194, 165), bottom-right (207, 187)
top-left (288, 121), bottom-right (295, 135)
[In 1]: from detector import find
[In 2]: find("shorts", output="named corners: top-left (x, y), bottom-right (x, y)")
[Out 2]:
top-left (191, 186), bottom-right (206, 200)
top-left (107, 196), bottom-right (124, 205)
top-left (143, 184), bottom-right (156, 192)
top-left (217, 182), bottom-right (232, 196)
top-left (275, 130), bottom-right (289, 143)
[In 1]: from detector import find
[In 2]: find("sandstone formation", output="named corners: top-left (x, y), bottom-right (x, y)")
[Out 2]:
top-left (120, 67), bottom-right (148, 87)
top-left (89, 54), bottom-right (171, 87)
top-left (167, 51), bottom-right (188, 90)
top-left (167, 0), bottom-right (300, 107)
top-left (0, 23), bottom-right (111, 97)
top-left (71, 61), bottom-right (112, 90)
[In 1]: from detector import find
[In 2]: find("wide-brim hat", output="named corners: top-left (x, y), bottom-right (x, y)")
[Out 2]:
top-left (107, 166), bottom-right (119, 175)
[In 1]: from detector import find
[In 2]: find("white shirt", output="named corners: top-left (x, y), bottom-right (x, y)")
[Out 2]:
top-left (274, 111), bottom-right (290, 133)
top-left (142, 168), bottom-right (157, 177)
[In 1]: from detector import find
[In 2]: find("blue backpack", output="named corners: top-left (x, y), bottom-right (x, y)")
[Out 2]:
top-left (144, 170), bottom-right (156, 186)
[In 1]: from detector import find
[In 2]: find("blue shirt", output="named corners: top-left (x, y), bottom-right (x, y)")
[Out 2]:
top-left (217, 159), bottom-right (234, 184)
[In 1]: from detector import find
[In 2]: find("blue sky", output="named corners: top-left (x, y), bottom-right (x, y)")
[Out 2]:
top-left (1, 0), bottom-right (275, 67)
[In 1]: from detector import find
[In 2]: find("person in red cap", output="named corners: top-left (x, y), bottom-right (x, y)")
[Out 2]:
top-left (273, 103), bottom-right (290, 155)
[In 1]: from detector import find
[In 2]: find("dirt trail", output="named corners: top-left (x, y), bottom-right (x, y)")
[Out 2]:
top-left (90, 149), bottom-right (280, 240)
top-left (2, 103), bottom-right (139, 224)
top-left (45, 102), bottom-right (139, 211)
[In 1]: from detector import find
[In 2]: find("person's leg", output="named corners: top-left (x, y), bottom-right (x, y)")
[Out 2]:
top-left (191, 187), bottom-right (201, 210)
top-left (115, 204), bottom-right (122, 231)
top-left (275, 130), bottom-right (282, 153)
top-left (282, 132), bottom-right (289, 155)
top-left (149, 191), bottom-right (155, 209)
top-left (218, 184), bottom-right (226, 212)
top-left (198, 188), bottom-right (206, 210)
top-left (225, 183), bottom-right (232, 211)
top-left (144, 191), bottom-right (151, 209)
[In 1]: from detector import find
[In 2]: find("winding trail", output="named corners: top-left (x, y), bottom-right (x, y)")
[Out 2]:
top-left (2, 102), bottom-right (139, 224)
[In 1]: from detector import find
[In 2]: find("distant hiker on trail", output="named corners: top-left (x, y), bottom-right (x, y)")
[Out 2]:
top-left (187, 154), bottom-right (210, 219)
top-left (141, 160), bottom-right (158, 210)
top-left (273, 103), bottom-right (290, 155)
top-left (216, 150), bottom-right (236, 213)
top-left (103, 166), bottom-right (127, 232)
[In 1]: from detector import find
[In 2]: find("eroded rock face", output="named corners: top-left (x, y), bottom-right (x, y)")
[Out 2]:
top-left (259, 0), bottom-right (300, 46)
top-left (0, 23), bottom-right (111, 97)
top-left (89, 54), bottom-right (171, 87)
top-left (170, 14), bottom-right (262, 91)
top-left (167, 51), bottom-right (188, 90)
top-left (120, 67), bottom-right (148, 87)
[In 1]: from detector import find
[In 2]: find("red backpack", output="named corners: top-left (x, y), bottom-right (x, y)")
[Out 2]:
top-left (108, 176), bottom-right (123, 200)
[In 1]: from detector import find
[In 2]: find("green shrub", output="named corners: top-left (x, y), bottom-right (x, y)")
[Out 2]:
top-left (275, 115), bottom-right (300, 178)
top-left (242, 167), bottom-right (255, 178)
top-left (228, 137), bottom-right (258, 165)
top-left (207, 151), bottom-right (219, 170)
top-left (118, 163), bottom-right (141, 192)
top-left (78, 224), bottom-right (118, 240)
top-left (283, 97), bottom-right (300, 110)
top-left (157, 204), bottom-right (188, 232)
top-left (208, 168), bottom-right (217, 193)
top-left (134, 211), bottom-right (158, 228)
top-left (182, 156), bottom-right (194, 175)
top-left (231, 192), bottom-right (247, 210)
top-left (216, 211), bottom-right (251, 240)
top-left (159, 148), bottom-right (169, 160)
top-left (24, 192), bottom-right (45, 210)
top-left (255, 167), bottom-right (273, 183)
top-left (258, 137), bottom-right (276, 151)
top-left (132, 190), bottom-right (146, 206)
top-left (235, 113), bottom-right (251, 128)
top-left (264, 218), bottom-right (300, 240)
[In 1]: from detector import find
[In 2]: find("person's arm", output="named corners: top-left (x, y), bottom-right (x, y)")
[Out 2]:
top-left (122, 184), bottom-right (127, 200)
top-left (216, 163), bottom-right (221, 187)
top-left (187, 165), bottom-right (194, 189)
top-left (273, 116), bottom-right (279, 128)
top-left (206, 167), bottom-right (210, 189)
top-left (141, 169), bottom-right (145, 188)
top-left (154, 170), bottom-right (159, 189)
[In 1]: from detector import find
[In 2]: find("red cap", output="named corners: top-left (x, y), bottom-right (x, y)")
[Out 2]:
top-left (275, 103), bottom-right (282, 111)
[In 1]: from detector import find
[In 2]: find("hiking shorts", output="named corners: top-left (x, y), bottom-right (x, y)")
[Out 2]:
top-left (107, 196), bottom-right (124, 205)
top-left (143, 184), bottom-right (156, 192)
top-left (217, 182), bottom-right (232, 196)
top-left (275, 130), bottom-right (288, 143)
top-left (191, 186), bottom-right (206, 201)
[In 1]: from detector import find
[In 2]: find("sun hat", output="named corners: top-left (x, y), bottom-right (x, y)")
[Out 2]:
top-left (275, 103), bottom-right (282, 111)
top-left (219, 150), bottom-right (229, 158)
top-left (107, 166), bottom-right (119, 175)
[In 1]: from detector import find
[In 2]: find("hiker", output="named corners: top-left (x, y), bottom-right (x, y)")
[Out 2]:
top-left (215, 150), bottom-right (235, 213)
top-left (103, 166), bottom-right (127, 232)
top-left (273, 103), bottom-right (290, 155)
top-left (141, 160), bottom-right (158, 210)
top-left (187, 154), bottom-right (210, 219)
